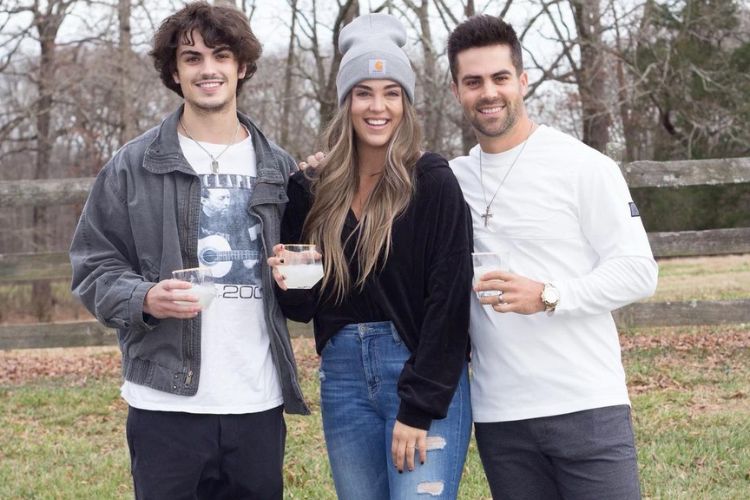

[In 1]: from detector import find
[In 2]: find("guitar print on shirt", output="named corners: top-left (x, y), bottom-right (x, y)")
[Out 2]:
top-left (198, 174), bottom-right (262, 286)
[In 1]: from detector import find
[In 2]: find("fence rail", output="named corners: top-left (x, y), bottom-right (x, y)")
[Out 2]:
top-left (1, 157), bottom-right (749, 349)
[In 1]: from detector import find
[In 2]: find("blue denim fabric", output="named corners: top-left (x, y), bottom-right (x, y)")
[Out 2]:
top-left (319, 321), bottom-right (471, 500)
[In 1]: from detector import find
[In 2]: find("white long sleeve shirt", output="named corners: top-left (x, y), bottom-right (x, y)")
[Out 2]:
top-left (451, 125), bottom-right (658, 422)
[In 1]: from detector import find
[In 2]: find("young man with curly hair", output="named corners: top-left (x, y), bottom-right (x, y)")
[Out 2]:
top-left (70, 3), bottom-right (308, 498)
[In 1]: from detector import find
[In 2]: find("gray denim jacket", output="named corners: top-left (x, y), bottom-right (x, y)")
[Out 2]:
top-left (70, 107), bottom-right (309, 415)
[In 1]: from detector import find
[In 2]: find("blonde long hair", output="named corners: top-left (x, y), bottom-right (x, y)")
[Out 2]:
top-left (302, 93), bottom-right (422, 303)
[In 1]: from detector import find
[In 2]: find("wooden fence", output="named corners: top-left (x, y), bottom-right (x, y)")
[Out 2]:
top-left (1, 157), bottom-right (749, 350)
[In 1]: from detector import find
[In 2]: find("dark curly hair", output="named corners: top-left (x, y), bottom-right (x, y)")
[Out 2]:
top-left (447, 15), bottom-right (523, 83)
top-left (150, 1), bottom-right (262, 97)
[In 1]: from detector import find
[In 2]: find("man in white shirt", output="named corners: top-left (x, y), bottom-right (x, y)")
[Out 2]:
top-left (447, 15), bottom-right (657, 499)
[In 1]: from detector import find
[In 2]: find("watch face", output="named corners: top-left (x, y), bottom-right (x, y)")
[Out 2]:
top-left (543, 285), bottom-right (560, 304)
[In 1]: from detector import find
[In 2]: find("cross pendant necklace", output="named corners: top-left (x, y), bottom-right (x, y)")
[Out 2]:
top-left (481, 206), bottom-right (493, 226)
top-left (479, 121), bottom-right (535, 228)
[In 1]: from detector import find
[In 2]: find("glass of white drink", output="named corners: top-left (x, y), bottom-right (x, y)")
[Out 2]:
top-left (172, 267), bottom-right (216, 309)
top-left (472, 252), bottom-right (510, 299)
top-left (278, 244), bottom-right (324, 289)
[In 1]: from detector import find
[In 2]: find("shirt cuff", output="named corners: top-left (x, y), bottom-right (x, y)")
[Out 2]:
top-left (129, 281), bottom-right (158, 331)
top-left (397, 401), bottom-right (434, 431)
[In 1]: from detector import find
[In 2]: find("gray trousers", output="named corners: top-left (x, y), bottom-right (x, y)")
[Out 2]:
top-left (475, 405), bottom-right (641, 500)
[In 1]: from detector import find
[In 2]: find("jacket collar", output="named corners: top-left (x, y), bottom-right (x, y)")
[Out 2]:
top-left (142, 105), bottom-right (285, 184)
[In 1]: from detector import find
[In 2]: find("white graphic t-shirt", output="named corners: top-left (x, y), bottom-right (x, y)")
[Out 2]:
top-left (121, 131), bottom-right (283, 414)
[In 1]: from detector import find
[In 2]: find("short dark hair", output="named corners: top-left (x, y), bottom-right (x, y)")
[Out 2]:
top-left (150, 1), bottom-right (262, 97)
top-left (447, 15), bottom-right (523, 82)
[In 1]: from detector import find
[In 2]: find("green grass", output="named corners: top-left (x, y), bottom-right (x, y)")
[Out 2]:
top-left (2, 326), bottom-right (749, 499)
top-left (1, 255), bottom-right (748, 497)
top-left (0, 379), bottom-right (132, 498)
top-left (651, 255), bottom-right (750, 302)
top-left (624, 325), bottom-right (750, 499)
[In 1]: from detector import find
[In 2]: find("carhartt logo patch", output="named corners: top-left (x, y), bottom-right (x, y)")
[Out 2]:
top-left (369, 59), bottom-right (386, 77)
top-left (629, 202), bottom-right (640, 217)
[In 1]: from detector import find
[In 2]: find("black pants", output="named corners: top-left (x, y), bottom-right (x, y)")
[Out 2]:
top-left (475, 405), bottom-right (641, 500)
top-left (126, 405), bottom-right (286, 500)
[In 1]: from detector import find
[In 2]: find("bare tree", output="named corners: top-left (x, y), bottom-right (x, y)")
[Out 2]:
top-left (569, 0), bottom-right (610, 152)
top-left (29, 0), bottom-right (79, 320)
top-left (119, 0), bottom-right (136, 143)
top-left (293, 0), bottom-right (359, 133)
top-left (280, 0), bottom-right (299, 148)
top-left (391, 0), bottom-right (450, 153)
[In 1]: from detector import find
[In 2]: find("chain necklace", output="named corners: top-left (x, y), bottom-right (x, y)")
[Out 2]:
top-left (479, 121), bottom-right (535, 227)
top-left (179, 119), bottom-right (242, 174)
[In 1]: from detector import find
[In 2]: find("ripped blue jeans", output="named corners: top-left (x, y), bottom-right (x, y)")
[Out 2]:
top-left (319, 321), bottom-right (471, 499)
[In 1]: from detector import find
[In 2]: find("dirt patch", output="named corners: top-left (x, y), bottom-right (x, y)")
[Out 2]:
top-left (0, 339), bottom-right (321, 386)
top-left (621, 326), bottom-right (750, 351)
top-left (623, 326), bottom-right (750, 412)
top-left (628, 373), bottom-right (685, 394)
top-left (0, 346), bottom-right (121, 385)
top-left (3, 328), bottom-right (747, 393)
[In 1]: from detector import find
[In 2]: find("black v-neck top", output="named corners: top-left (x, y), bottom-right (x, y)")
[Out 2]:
top-left (276, 152), bottom-right (472, 430)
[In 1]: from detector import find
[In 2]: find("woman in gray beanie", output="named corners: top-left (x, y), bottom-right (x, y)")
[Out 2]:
top-left (270, 13), bottom-right (472, 499)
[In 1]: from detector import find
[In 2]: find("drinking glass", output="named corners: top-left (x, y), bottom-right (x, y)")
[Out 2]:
top-left (472, 252), bottom-right (510, 298)
top-left (172, 267), bottom-right (216, 309)
top-left (278, 244), bottom-right (324, 289)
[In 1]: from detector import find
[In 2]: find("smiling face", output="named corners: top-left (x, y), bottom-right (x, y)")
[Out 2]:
top-left (451, 44), bottom-right (528, 140)
top-left (173, 30), bottom-right (246, 114)
top-left (349, 79), bottom-right (405, 153)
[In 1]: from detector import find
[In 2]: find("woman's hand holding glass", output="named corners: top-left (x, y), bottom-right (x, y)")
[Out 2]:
top-left (267, 244), bottom-right (323, 290)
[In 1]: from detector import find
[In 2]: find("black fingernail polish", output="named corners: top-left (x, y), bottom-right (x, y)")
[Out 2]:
top-left (280, 258), bottom-right (285, 263)
top-left (398, 470), bottom-right (402, 474)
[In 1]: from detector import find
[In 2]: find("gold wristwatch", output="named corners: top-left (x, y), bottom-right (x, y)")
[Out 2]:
top-left (541, 283), bottom-right (560, 313)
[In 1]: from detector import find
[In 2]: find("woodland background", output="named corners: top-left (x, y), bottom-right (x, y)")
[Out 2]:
top-left (1, 0), bottom-right (749, 320)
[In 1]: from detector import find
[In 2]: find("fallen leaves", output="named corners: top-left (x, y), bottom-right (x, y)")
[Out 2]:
top-left (620, 326), bottom-right (750, 352)
top-left (0, 347), bottom-right (120, 385)
top-left (0, 340), bottom-right (322, 386)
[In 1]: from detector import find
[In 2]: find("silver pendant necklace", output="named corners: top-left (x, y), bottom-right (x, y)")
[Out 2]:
top-left (479, 121), bottom-right (535, 227)
top-left (179, 119), bottom-right (242, 174)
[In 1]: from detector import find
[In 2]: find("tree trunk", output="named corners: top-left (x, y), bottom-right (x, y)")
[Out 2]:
top-left (118, 0), bottom-right (134, 144)
top-left (405, 0), bottom-right (443, 152)
top-left (280, 0), bottom-right (298, 151)
top-left (32, 18), bottom-right (58, 321)
top-left (318, 0), bottom-right (358, 132)
top-left (30, 1), bottom-right (71, 321)
top-left (570, 0), bottom-right (610, 152)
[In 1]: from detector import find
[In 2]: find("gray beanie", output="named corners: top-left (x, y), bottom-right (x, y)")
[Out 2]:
top-left (336, 13), bottom-right (416, 105)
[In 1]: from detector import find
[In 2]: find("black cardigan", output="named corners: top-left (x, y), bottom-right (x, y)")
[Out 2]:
top-left (276, 152), bottom-right (472, 430)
